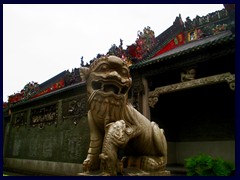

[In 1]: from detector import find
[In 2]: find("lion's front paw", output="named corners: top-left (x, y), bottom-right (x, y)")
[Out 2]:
top-left (82, 155), bottom-right (100, 173)
top-left (82, 159), bottom-right (91, 173)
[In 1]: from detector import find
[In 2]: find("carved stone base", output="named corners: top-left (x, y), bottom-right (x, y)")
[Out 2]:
top-left (78, 169), bottom-right (171, 176)
top-left (122, 167), bottom-right (171, 176)
top-left (77, 171), bottom-right (108, 176)
top-left (78, 155), bottom-right (171, 176)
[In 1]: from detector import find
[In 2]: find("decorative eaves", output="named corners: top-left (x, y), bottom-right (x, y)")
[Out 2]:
top-left (130, 31), bottom-right (234, 70)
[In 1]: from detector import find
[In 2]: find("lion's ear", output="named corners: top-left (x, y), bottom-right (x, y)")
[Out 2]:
top-left (79, 67), bottom-right (90, 81)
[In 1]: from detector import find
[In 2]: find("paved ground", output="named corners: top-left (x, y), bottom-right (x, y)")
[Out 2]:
top-left (3, 165), bottom-right (187, 176)
top-left (3, 171), bottom-right (26, 176)
top-left (3, 170), bottom-right (48, 176)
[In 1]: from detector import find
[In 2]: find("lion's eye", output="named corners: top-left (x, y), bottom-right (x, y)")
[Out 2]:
top-left (121, 68), bottom-right (128, 77)
top-left (97, 64), bottom-right (109, 72)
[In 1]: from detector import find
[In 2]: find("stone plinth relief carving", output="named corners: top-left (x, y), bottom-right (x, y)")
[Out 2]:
top-left (149, 72), bottom-right (235, 108)
top-left (79, 55), bottom-right (169, 176)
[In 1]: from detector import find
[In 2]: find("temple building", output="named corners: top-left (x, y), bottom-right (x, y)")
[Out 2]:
top-left (3, 5), bottom-right (235, 175)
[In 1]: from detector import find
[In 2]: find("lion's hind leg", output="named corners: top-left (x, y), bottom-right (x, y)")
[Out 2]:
top-left (151, 122), bottom-right (167, 165)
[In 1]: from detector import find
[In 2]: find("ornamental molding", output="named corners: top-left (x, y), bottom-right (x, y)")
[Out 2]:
top-left (148, 72), bottom-right (235, 108)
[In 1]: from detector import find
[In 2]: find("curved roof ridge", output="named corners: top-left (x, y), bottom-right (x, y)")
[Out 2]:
top-left (130, 30), bottom-right (234, 69)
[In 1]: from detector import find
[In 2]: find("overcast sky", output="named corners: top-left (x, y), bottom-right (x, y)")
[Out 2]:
top-left (3, 4), bottom-right (224, 102)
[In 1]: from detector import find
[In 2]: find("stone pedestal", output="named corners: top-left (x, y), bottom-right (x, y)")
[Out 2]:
top-left (78, 155), bottom-right (171, 176)
top-left (122, 167), bottom-right (171, 176)
top-left (78, 169), bottom-right (171, 176)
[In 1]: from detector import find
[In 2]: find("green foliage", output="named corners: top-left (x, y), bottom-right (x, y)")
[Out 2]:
top-left (185, 153), bottom-right (235, 176)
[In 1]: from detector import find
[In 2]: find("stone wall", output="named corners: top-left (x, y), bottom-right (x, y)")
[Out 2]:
top-left (3, 83), bottom-right (90, 175)
top-left (4, 115), bottom-right (89, 164)
top-left (4, 158), bottom-right (83, 176)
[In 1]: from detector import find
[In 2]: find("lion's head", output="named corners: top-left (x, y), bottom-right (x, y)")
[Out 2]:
top-left (80, 55), bottom-right (132, 105)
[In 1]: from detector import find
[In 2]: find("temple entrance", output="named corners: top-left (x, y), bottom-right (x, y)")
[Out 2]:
top-left (150, 83), bottom-right (235, 165)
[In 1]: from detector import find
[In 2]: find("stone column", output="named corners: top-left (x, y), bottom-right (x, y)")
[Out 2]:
top-left (142, 77), bottom-right (151, 120)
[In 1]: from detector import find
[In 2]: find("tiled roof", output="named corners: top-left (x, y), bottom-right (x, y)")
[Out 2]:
top-left (38, 70), bottom-right (67, 91)
top-left (142, 17), bottom-right (184, 60)
top-left (9, 82), bottom-right (86, 108)
top-left (130, 31), bottom-right (234, 70)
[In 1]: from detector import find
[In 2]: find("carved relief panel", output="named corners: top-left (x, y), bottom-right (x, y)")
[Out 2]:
top-left (30, 103), bottom-right (58, 128)
top-left (12, 111), bottom-right (28, 128)
top-left (28, 134), bottom-right (40, 158)
top-left (12, 137), bottom-right (21, 156)
top-left (62, 130), bottom-right (82, 160)
top-left (6, 95), bottom-right (88, 162)
top-left (62, 94), bottom-right (87, 125)
top-left (59, 118), bottom-right (89, 163)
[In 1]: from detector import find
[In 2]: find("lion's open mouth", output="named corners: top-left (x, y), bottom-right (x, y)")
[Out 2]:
top-left (92, 81), bottom-right (128, 95)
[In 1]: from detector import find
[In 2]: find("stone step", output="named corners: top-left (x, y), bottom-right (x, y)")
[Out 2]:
top-left (166, 165), bottom-right (187, 176)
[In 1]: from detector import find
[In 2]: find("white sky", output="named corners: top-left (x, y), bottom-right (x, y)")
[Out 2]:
top-left (3, 4), bottom-right (224, 102)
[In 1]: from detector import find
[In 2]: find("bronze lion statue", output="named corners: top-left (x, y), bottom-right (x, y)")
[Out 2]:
top-left (80, 55), bottom-right (168, 176)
